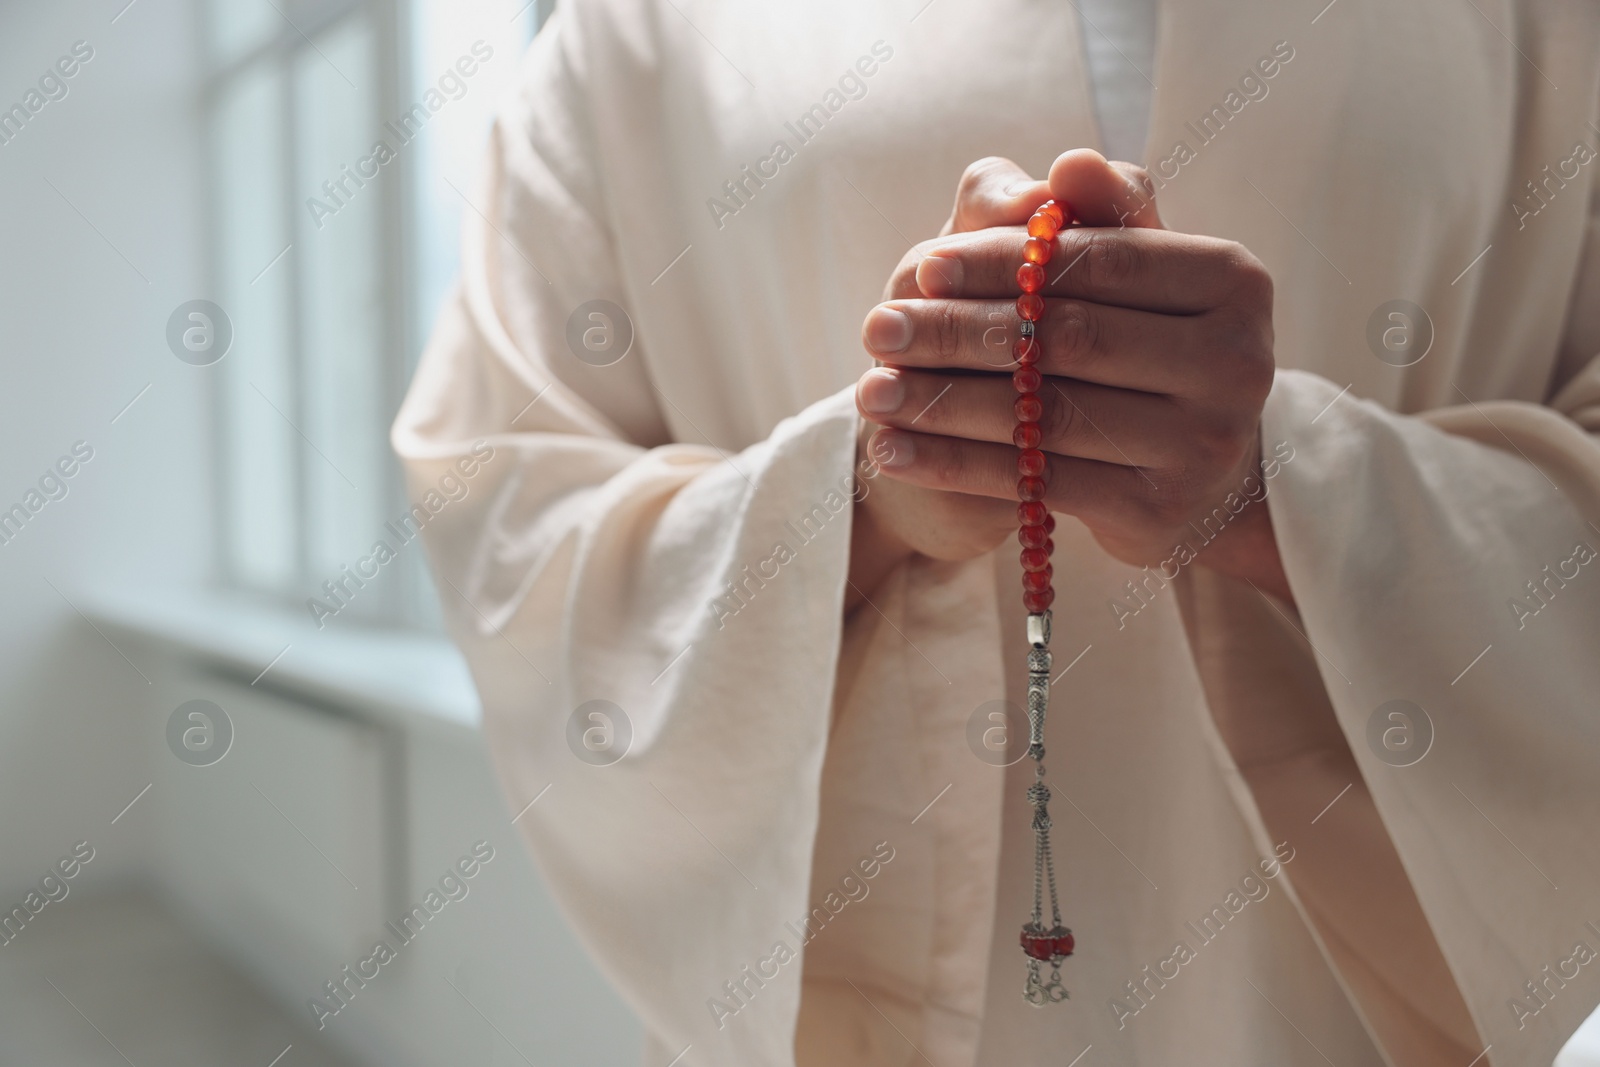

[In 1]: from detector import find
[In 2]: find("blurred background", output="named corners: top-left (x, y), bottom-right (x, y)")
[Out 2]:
top-left (0, 0), bottom-right (640, 1063)
top-left (0, 1), bottom-right (1596, 1065)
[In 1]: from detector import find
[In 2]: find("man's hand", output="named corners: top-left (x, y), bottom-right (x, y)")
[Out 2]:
top-left (849, 150), bottom-right (1290, 606)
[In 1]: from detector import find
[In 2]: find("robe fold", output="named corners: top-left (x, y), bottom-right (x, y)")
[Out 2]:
top-left (392, 0), bottom-right (1600, 1063)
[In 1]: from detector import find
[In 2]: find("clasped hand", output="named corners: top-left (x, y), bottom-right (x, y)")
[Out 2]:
top-left (852, 150), bottom-right (1290, 602)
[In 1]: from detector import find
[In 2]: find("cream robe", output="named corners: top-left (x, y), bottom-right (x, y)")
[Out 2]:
top-left (391, 0), bottom-right (1600, 1064)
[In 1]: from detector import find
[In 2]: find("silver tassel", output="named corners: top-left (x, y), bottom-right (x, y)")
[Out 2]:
top-left (1021, 610), bottom-right (1072, 1005)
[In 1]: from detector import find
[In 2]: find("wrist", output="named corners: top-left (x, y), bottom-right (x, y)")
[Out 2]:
top-left (1193, 497), bottom-right (1291, 601)
top-left (846, 482), bottom-right (915, 613)
top-left (1190, 432), bottom-right (1293, 602)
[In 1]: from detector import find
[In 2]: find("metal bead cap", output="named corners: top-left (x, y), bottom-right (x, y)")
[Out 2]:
top-left (1026, 611), bottom-right (1052, 648)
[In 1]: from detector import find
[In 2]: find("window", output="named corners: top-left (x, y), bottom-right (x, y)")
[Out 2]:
top-left (204, 0), bottom-right (542, 629)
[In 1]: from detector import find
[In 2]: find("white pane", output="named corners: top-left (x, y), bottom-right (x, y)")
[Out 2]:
top-left (408, 0), bottom-right (538, 371)
top-left (215, 59), bottom-right (299, 590)
top-left (294, 15), bottom-right (389, 609)
top-left (208, 0), bottom-right (279, 65)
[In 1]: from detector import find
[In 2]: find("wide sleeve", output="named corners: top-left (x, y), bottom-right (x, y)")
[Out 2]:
top-left (391, 12), bottom-right (861, 1066)
top-left (1258, 173), bottom-right (1600, 1067)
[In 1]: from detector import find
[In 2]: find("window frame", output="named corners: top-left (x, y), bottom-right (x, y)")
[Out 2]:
top-left (200, 0), bottom-right (423, 627)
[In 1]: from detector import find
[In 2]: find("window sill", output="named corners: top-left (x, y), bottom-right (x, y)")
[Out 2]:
top-left (86, 586), bottom-right (481, 739)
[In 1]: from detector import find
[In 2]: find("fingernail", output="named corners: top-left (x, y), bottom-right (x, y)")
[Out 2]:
top-left (871, 430), bottom-right (914, 468)
top-left (917, 255), bottom-right (963, 297)
top-left (858, 369), bottom-right (905, 415)
top-left (864, 306), bottom-right (913, 353)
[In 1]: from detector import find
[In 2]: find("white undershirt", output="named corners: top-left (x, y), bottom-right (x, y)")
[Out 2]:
top-left (1075, 0), bottom-right (1158, 163)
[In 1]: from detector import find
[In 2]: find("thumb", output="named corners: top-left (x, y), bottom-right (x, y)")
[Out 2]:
top-left (941, 156), bottom-right (1052, 236)
top-left (1047, 148), bottom-right (1164, 229)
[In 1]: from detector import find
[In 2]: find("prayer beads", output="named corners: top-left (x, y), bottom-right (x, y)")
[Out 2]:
top-left (1016, 198), bottom-right (1074, 1007)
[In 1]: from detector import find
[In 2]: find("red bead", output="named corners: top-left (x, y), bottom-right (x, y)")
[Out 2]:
top-left (1022, 237), bottom-right (1053, 265)
top-left (1019, 525), bottom-right (1052, 549)
top-left (1013, 422), bottom-right (1042, 449)
top-left (1013, 366), bottom-right (1042, 393)
top-left (1044, 513), bottom-right (1056, 533)
top-left (1014, 394), bottom-right (1042, 422)
top-left (1020, 928), bottom-right (1054, 960)
top-left (1023, 587), bottom-right (1055, 612)
top-left (1013, 336), bottom-right (1040, 365)
top-left (1023, 568), bottom-right (1053, 594)
top-left (1027, 213), bottom-right (1060, 240)
top-left (1020, 924), bottom-right (1075, 961)
top-left (1039, 200), bottom-right (1068, 228)
top-left (1018, 501), bottom-right (1047, 526)
top-left (1016, 293), bottom-right (1044, 321)
top-left (1017, 448), bottom-right (1046, 477)
top-left (1017, 476), bottom-right (1046, 502)
top-left (1017, 262), bottom-right (1045, 293)
top-left (1020, 547), bottom-right (1051, 572)
top-left (1020, 930), bottom-right (1049, 960)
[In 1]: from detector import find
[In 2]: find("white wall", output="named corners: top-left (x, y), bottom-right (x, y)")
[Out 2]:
top-left (123, 638), bottom-right (641, 1066)
top-left (0, 0), bottom-right (210, 904)
top-left (0, 3), bottom-right (641, 1063)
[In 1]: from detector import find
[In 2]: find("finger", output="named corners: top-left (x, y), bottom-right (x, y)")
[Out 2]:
top-left (942, 156), bottom-right (1053, 236)
top-left (867, 425), bottom-right (1171, 533)
top-left (1105, 161), bottom-right (1164, 228)
top-left (913, 226), bottom-right (1249, 313)
top-left (892, 157), bottom-right (1050, 301)
top-left (1048, 148), bottom-right (1163, 229)
top-left (855, 365), bottom-right (1187, 469)
top-left (863, 296), bottom-right (1219, 396)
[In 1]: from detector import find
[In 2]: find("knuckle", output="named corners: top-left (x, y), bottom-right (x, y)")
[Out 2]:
top-left (979, 311), bottom-right (1015, 366)
top-left (1117, 164), bottom-right (1158, 212)
top-left (952, 157), bottom-right (1021, 232)
top-left (957, 156), bottom-right (1007, 200)
top-left (1209, 307), bottom-right (1275, 403)
top-left (953, 156), bottom-right (1004, 207)
top-left (1240, 344), bottom-right (1276, 405)
top-left (1207, 309), bottom-right (1256, 373)
top-left (1083, 231), bottom-right (1140, 292)
top-left (925, 438), bottom-right (967, 487)
top-left (1050, 301), bottom-right (1099, 369)
top-left (1226, 243), bottom-right (1274, 305)
top-left (956, 160), bottom-right (987, 197)
top-left (931, 301), bottom-right (965, 362)
top-left (1036, 381), bottom-right (1079, 449)
top-left (1213, 304), bottom-right (1255, 351)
